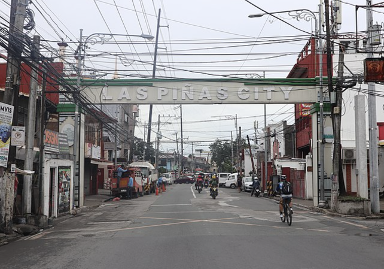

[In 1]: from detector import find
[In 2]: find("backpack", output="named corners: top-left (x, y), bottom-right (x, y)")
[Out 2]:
top-left (282, 181), bottom-right (292, 195)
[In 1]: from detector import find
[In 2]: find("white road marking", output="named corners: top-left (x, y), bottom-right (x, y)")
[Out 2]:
top-left (190, 185), bottom-right (196, 198)
top-left (322, 216), bottom-right (368, 229)
top-left (151, 204), bottom-right (192, 207)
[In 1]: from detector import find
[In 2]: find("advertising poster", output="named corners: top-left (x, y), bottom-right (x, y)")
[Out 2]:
top-left (0, 102), bottom-right (14, 167)
top-left (58, 167), bottom-right (71, 214)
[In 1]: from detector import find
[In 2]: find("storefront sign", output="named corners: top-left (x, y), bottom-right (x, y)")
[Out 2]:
top-left (58, 133), bottom-right (70, 154)
top-left (92, 145), bottom-right (101, 160)
top-left (44, 129), bottom-right (59, 153)
top-left (0, 102), bottom-right (14, 167)
top-left (11, 126), bottom-right (25, 147)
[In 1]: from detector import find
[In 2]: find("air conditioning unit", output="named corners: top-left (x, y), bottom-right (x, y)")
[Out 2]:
top-left (342, 148), bottom-right (356, 164)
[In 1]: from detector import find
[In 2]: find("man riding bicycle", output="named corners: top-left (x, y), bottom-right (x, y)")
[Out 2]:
top-left (276, 175), bottom-right (293, 218)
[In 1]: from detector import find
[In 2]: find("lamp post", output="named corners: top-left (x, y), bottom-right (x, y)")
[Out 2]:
top-left (249, 8), bottom-right (325, 205)
top-left (74, 30), bottom-right (154, 208)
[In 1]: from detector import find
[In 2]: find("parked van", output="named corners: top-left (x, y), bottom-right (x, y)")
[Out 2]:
top-left (218, 173), bottom-right (231, 187)
top-left (225, 173), bottom-right (238, 189)
top-left (161, 172), bottom-right (175, 185)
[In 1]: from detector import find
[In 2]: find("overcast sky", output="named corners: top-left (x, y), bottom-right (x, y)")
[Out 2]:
top-left (0, 0), bottom-right (375, 156)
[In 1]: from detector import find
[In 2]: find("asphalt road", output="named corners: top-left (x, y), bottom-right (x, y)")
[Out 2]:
top-left (1, 184), bottom-right (384, 269)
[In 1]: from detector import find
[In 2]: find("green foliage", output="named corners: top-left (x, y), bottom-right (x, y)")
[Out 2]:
top-left (209, 139), bottom-right (233, 172)
top-left (132, 137), bottom-right (155, 163)
top-left (158, 167), bottom-right (167, 174)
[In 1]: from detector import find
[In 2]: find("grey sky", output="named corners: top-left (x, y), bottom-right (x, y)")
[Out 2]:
top-left (0, 0), bottom-right (373, 156)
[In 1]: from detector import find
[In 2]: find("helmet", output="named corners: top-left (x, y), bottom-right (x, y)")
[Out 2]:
top-left (281, 175), bottom-right (287, 180)
top-left (212, 175), bottom-right (216, 179)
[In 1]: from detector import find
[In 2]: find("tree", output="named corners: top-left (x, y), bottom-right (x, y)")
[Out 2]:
top-left (209, 139), bottom-right (232, 172)
top-left (132, 137), bottom-right (155, 163)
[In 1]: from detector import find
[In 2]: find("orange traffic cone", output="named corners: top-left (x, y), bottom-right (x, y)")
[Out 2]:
top-left (162, 184), bottom-right (165, 192)
top-left (156, 187), bottom-right (159, 195)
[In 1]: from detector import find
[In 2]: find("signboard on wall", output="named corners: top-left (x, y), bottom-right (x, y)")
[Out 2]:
top-left (44, 129), bottom-right (60, 153)
top-left (0, 102), bottom-right (14, 167)
top-left (364, 58), bottom-right (384, 82)
top-left (11, 126), bottom-right (25, 147)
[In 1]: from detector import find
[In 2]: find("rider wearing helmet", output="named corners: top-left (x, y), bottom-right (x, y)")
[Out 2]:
top-left (209, 174), bottom-right (218, 195)
top-left (195, 173), bottom-right (204, 190)
top-left (276, 175), bottom-right (293, 218)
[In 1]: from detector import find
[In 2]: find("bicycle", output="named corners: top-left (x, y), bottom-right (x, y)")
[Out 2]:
top-left (280, 197), bottom-right (292, 226)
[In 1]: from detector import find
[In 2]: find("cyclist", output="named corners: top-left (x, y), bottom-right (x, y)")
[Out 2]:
top-left (276, 175), bottom-right (293, 218)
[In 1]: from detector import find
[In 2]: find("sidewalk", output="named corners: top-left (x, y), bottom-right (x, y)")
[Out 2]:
top-left (266, 195), bottom-right (384, 218)
top-left (83, 188), bottom-right (113, 208)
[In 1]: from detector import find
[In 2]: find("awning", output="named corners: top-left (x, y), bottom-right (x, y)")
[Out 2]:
top-left (90, 160), bottom-right (114, 166)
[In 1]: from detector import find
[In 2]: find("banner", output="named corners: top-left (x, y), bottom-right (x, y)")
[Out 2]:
top-left (0, 103), bottom-right (14, 167)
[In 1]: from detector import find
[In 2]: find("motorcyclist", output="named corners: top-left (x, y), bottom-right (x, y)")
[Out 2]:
top-left (250, 177), bottom-right (260, 197)
top-left (195, 174), bottom-right (204, 190)
top-left (209, 174), bottom-right (218, 196)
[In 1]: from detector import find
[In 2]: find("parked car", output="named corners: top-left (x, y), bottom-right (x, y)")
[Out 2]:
top-left (218, 173), bottom-right (231, 187)
top-left (174, 176), bottom-right (195, 184)
top-left (242, 177), bottom-right (254, 192)
top-left (161, 172), bottom-right (175, 185)
top-left (225, 173), bottom-right (238, 189)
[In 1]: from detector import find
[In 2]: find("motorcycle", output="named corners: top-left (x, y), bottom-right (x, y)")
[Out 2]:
top-left (251, 187), bottom-right (261, 197)
top-left (204, 181), bottom-right (209, 188)
top-left (197, 182), bottom-right (203, 193)
top-left (211, 186), bottom-right (218, 199)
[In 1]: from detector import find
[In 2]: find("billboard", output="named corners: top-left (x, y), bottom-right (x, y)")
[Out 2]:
top-left (0, 102), bottom-right (14, 167)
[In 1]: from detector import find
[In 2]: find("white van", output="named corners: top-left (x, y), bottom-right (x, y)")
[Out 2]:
top-left (218, 173), bottom-right (231, 187)
top-left (225, 173), bottom-right (238, 188)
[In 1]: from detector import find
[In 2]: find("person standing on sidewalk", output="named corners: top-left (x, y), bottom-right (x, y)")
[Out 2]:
top-left (116, 165), bottom-right (128, 188)
top-left (237, 172), bottom-right (243, 193)
top-left (127, 172), bottom-right (134, 199)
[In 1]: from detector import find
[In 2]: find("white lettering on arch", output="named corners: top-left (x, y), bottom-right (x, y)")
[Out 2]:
top-left (136, 87), bottom-right (147, 100)
top-left (158, 88), bottom-right (169, 100)
top-left (217, 88), bottom-right (228, 100)
top-left (198, 87), bottom-right (212, 100)
top-left (118, 87), bottom-right (131, 100)
top-left (182, 84), bottom-right (194, 100)
top-left (280, 86), bottom-right (292, 100)
top-left (238, 87), bottom-right (250, 100)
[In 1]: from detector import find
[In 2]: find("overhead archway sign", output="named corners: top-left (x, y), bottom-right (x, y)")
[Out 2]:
top-left (69, 78), bottom-right (320, 105)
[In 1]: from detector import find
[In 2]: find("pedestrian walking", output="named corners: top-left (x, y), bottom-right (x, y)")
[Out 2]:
top-left (237, 172), bottom-right (243, 193)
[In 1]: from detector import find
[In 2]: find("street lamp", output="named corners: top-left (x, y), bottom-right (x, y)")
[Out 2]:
top-left (249, 7), bottom-right (325, 206)
top-left (73, 30), bottom-right (154, 207)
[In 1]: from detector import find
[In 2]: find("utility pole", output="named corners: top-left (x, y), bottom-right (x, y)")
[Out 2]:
top-left (38, 65), bottom-right (47, 214)
top-left (231, 131), bottom-right (234, 172)
top-left (143, 123), bottom-right (146, 161)
top-left (155, 114), bottom-right (161, 168)
top-left (238, 126), bottom-right (242, 173)
top-left (318, 2), bottom-right (326, 207)
top-left (175, 132), bottom-right (180, 177)
top-left (24, 35), bottom-right (40, 215)
top-left (191, 142), bottom-right (194, 173)
top-left (264, 104), bottom-right (268, 188)
top-left (146, 9), bottom-right (161, 161)
top-left (366, 0), bottom-right (380, 213)
top-left (1, 0), bottom-right (28, 234)
top-left (74, 29), bottom-right (82, 208)
top-left (180, 105), bottom-right (184, 173)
